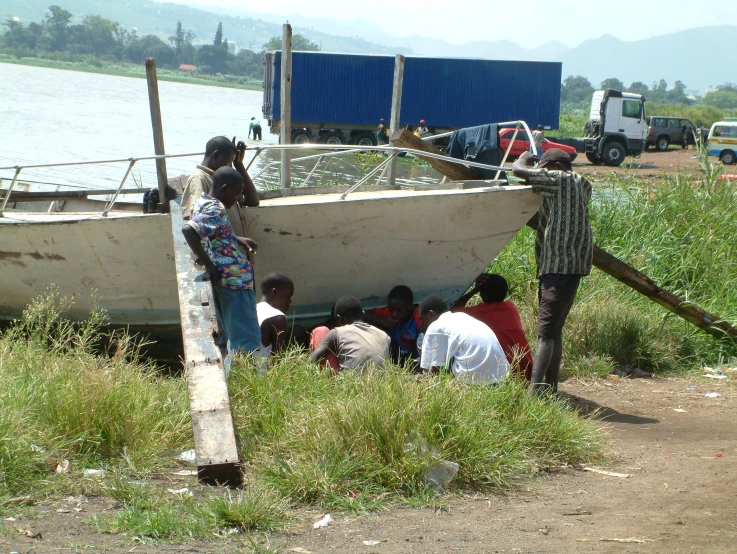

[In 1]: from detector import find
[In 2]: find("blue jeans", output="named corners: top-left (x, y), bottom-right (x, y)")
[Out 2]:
top-left (212, 284), bottom-right (261, 354)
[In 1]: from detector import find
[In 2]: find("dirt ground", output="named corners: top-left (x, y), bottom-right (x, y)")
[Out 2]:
top-left (573, 146), bottom-right (705, 179)
top-left (1, 374), bottom-right (735, 554)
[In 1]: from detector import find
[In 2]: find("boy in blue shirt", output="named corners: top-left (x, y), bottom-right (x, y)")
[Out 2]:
top-left (181, 167), bottom-right (261, 356)
top-left (364, 285), bottom-right (421, 365)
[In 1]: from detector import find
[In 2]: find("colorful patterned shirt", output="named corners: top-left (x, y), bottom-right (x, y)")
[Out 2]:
top-left (187, 194), bottom-right (254, 290)
top-left (528, 168), bottom-right (593, 277)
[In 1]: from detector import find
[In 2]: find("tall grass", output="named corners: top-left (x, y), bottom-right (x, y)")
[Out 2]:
top-left (0, 291), bottom-right (191, 500)
top-left (228, 354), bottom-right (604, 507)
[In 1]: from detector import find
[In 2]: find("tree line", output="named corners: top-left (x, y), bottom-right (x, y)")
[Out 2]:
top-left (1, 4), bottom-right (320, 78)
top-left (561, 75), bottom-right (737, 110)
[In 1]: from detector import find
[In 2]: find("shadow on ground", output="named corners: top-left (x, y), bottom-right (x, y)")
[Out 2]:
top-left (560, 391), bottom-right (660, 425)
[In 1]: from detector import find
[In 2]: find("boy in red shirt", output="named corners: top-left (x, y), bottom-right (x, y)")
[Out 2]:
top-left (452, 274), bottom-right (533, 380)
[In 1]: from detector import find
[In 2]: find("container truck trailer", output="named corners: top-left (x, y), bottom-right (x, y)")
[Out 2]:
top-left (262, 51), bottom-right (562, 145)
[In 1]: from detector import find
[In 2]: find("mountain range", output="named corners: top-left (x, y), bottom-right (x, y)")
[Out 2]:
top-left (3, 0), bottom-right (735, 92)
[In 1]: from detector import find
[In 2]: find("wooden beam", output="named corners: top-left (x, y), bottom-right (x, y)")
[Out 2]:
top-left (145, 58), bottom-right (170, 213)
top-left (280, 24), bottom-right (292, 189)
top-left (408, 135), bottom-right (737, 345)
top-left (389, 129), bottom-right (478, 181)
top-left (592, 243), bottom-right (737, 344)
top-left (170, 204), bottom-right (242, 486)
top-left (386, 54), bottom-right (405, 187)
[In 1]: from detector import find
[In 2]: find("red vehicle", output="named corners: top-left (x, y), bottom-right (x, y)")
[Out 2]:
top-left (498, 128), bottom-right (578, 161)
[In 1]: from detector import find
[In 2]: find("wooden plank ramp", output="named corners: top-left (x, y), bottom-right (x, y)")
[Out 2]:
top-left (391, 130), bottom-right (737, 344)
top-left (170, 203), bottom-right (242, 486)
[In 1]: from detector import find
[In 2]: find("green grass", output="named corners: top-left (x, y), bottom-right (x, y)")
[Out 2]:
top-left (0, 291), bottom-right (191, 501)
top-left (0, 53), bottom-right (262, 90)
top-left (227, 353), bottom-right (604, 508)
top-left (1, 291), bottom-right (605, 542)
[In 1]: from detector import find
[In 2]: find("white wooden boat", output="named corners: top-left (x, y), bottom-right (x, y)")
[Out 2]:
top-left (0, 140), bottom-right (541, 347)
top-left (0, 181), bottom-right (539, 331)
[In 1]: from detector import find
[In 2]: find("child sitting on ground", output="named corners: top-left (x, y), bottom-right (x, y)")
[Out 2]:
top-left (257, 272), bottom-right (294, 369)
top-left (310, 296), bottom-right (391, 373)
top-left (419, 295), bottom-right (509, 384)
top-left (363, 285), bottom-right (421, 365)
top-left (181, 167), bottom-right (261, 365)
top-left (452, 274), bottom-right (533, 380)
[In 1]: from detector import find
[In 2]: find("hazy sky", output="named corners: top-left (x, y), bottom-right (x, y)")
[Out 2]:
top-left (182, 0), bottom-right (736, 48)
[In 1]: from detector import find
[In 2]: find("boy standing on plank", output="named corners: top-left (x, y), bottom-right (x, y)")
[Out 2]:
top-left (181, 135), bottom-right (259, 253)
top-left (182, 167), bottom-right (261, 359)
top-left (181, 135), bottom-right (259, 348)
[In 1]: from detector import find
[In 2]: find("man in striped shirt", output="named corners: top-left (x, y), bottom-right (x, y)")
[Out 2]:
top-left (512, 148), bottom-right (593, 395)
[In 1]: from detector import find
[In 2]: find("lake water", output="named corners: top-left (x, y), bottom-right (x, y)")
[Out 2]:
top-left (0, 63), bottom-right (436, 192)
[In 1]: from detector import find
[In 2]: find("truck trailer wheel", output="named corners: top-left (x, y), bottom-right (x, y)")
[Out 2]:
top-left (353, 132), bottom-right (376, 147)
top-left (585, 152), bottom-right (601, 165)
top-left (321, 131), bottom-right (344, 145)
top-left (720, 150), bottom-right (736, 165)
top-left (602, 141), bottom-right (626, 166)
top-left (291, 130), bottom-right (312, 144)
top-left (656, 136), bottom-right (670, 151)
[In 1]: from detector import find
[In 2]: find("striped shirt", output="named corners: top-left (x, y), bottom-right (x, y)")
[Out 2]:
top-left (528, 168), bottom-right (593, 277)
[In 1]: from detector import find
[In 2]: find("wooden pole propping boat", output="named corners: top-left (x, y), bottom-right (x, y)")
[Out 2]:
top-left (170, 204), bottom-right (242, 486)
top-left (390, 129), bottom-right (737, 345)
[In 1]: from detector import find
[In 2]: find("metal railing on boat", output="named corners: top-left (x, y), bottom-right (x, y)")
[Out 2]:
top-left (0, 120), bottom-right (538, 216)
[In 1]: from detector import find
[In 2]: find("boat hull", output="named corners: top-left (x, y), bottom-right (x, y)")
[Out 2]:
top-left (0, 212), bottom-right (178, 326)
top-left (247, 184), bottom-right (540, 325)
top-left (0, 184), bottom-right (540, 332)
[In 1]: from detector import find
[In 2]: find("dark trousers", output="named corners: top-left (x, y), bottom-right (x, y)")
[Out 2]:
top-left (252, 125), bottom-right (262, 141)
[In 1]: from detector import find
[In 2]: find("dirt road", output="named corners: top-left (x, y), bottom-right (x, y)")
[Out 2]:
top-left (1, 375), bottom-right (734, 553)
top-left (572, 146), bottom-right (737, 180)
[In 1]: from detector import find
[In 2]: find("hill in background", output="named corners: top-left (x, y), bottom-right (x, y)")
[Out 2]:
top-left (3, 0), bottom-right (735, 91)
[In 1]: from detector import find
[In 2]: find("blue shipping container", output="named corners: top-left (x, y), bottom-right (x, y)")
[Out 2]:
top-left (266, 52), bottom-right (561, 130)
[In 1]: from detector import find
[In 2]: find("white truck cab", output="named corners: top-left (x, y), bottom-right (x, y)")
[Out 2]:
top-left (584, 89), bottom-right (647, 166)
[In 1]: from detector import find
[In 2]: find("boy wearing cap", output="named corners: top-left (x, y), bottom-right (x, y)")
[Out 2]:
top-left (512, 149), bottom-right (592, 396)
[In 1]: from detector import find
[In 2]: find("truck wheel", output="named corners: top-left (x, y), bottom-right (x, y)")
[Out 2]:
top-left (720, 150), bottom-right (736, 165)
top-left (322, 131), bottom-right (344, 145)
top-left (291, 130), bottom-right (312, 144)
top-left (602, 141), bottom-right (626, 166)
top-left (354, 132), bottom-right (376, 147)
top-left (585, 152), bottom-right (601, 165)
top-left (656, 136), bottom-right (670, 151)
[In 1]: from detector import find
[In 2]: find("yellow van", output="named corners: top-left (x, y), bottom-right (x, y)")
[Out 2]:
top-left (707, 119), bottom-right (737, 165)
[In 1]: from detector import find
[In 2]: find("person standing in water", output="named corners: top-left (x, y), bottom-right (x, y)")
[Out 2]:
top-left (249, 117), bottom-right (262, 141)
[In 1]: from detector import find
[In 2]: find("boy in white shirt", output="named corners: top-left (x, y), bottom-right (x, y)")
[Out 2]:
top-left (418, 295), bottom-right (509, 384)
top-left (257, 273), bottom-right (294, 363)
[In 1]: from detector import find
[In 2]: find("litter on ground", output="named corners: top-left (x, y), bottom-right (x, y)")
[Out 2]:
top-left (313, 514), bottom-right (334, 529)
top-left (583, 467), bottom-right (632, 478)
